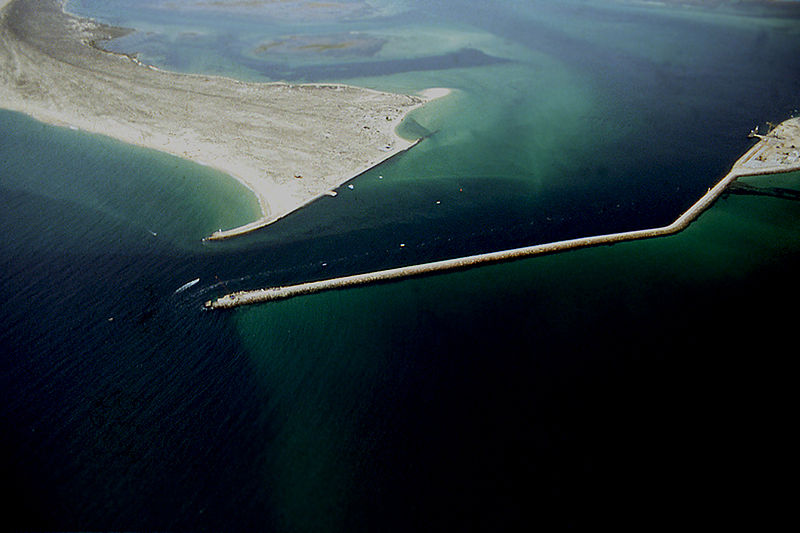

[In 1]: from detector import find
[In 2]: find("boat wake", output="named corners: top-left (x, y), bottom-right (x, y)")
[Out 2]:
top-left (174, 278), bottom-right (200, 294)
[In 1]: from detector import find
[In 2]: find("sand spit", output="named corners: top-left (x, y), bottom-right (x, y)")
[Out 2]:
top-left (0, 0), bottom-right (445, 239)
top-left (207, 117), bottom-right (800, 309)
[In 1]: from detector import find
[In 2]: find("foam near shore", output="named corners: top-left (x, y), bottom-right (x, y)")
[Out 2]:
top-left (0, 0), bottom-right (448, 239)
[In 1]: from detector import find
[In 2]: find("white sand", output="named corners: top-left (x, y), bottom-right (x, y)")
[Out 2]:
top-left (0, 0), bottom-right (450, 239)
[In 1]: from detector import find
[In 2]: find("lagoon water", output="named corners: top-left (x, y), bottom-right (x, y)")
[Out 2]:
top-left (2, 0), bottom-right (799, 529)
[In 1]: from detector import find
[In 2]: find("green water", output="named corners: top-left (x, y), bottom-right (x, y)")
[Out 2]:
top-left (2, 111), bottom-right (261, 249)
top-left (3, 0), bottom-right (800, 530)
top-left (231, 171), bottom-right (800, 529)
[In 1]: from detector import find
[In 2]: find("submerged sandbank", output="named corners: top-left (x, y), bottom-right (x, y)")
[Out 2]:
top-left (0, 0), bottom-right (449, 239)
top-left (419, 87), bottom-right (453, 100)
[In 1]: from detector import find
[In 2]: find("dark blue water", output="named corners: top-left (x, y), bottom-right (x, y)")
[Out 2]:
top-left (3, 0), bottom-right (800, 530)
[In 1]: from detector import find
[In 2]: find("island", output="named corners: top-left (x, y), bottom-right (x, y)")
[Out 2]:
top-left (0, 0), bottom-right (448, 239)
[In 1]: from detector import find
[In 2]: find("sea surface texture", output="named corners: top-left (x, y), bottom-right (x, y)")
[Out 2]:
top-left (2, 0), bottom-right (799, 529)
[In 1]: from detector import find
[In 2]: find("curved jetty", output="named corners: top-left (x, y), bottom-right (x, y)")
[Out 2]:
top-left (206, 117), bottom-right (800, 309)
top-left (0, 0), bottom-right (445, 239)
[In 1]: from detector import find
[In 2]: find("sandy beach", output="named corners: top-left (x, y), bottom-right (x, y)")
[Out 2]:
top-left (0, 0), bottom-right (449, 239)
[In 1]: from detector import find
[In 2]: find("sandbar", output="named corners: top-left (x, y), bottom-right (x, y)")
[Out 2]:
top-left (0, 0), bottom-right (449, 239)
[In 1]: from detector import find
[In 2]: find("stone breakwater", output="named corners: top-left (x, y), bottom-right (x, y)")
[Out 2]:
top-left (206, 117), bottom-right (800, 309)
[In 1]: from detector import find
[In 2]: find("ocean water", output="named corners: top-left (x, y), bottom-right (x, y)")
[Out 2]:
top-left (2, 0), bottom-right (800, 530)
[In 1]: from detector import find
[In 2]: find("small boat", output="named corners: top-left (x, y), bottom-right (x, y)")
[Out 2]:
top-left (174, 278), bottom-right (200, 294)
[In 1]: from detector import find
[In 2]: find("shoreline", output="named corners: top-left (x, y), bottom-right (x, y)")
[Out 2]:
top-left (205, 88), bottom-right (453, 240)
top-left (204, 137), bottom-right (424, 240)
top-left (206, 117), bottom-right (800, 308)
top-left (0, 0), bottom-right (451, 240)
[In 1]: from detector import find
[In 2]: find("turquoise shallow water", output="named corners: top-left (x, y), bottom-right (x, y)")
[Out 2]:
top-left (2, 0), bottom-right (800, 530)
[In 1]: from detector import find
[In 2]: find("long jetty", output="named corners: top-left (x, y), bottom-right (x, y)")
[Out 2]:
top-left (206, 118), bottom-right (800, 310)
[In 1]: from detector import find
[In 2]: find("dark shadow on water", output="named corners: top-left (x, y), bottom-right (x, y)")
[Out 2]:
top-left (243, 47), bottom-right (510, 82)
